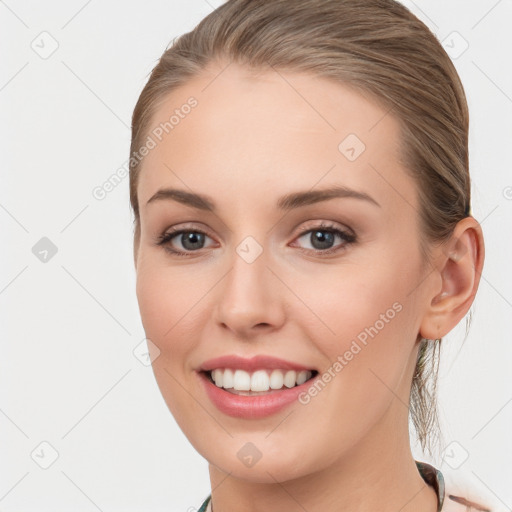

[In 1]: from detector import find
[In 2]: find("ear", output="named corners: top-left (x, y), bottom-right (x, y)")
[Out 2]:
top-left (419, 216), bottom-right (485, 340)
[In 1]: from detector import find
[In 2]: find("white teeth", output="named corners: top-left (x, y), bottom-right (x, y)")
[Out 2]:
top-left (233, 369), bottom-right (251, 391)
top-left (296, 370), bottom-right (308, 385)
top-left (212, 369), bottom-right (223, 387)
top-left (222, 368), bottom-right (234, 389)
top-left (283, 370), bottom-right (296, 388)
top-left (209, 368), bottom-right (313, 392)
top-left (251, 370), bottom-right (270, 392)
top-left (269, 369), bottom-right (284, 389)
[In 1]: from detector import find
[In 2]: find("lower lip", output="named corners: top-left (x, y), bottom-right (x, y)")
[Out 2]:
top-left (197, 371), bottom-right (316, 419)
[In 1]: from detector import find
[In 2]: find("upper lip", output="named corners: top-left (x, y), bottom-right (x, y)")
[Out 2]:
top-left (199, 355), bottom-right (315, 373)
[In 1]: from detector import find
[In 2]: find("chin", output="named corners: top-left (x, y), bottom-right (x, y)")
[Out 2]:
top-left (198, 437), bottom-right (319, 483)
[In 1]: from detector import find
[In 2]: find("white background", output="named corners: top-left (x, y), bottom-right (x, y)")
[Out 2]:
top-left (1, 0), bottom-right (511, 510)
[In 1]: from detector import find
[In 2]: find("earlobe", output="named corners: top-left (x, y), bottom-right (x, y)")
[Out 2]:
top-left (419, 217), bottom-right (485, 340)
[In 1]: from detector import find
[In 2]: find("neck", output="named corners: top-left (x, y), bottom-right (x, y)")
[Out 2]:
top-left (207, 401), bottom-right (439, 512)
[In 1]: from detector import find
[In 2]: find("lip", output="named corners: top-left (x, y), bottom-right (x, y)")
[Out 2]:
top-left (197, 370), bottom-right (318, 419)
top-left (198, 354), bottom-right (315, 373)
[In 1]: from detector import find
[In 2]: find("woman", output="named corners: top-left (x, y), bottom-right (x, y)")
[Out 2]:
top-left (129, 1), bottom-right (491, 510)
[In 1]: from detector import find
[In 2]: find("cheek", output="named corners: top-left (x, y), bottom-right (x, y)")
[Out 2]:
top-left (287, 251), bottom-right (421, 410)
top-left (136, 258), bottom-right (204, 337)
top-left (286, 269), bottom-right (417, 446)
top-left (135, 262), bottom-right (207, 428)
top-left (135, 261), bottom-right (202, 368)
top-left (292, 264), bottom-right (413, 356)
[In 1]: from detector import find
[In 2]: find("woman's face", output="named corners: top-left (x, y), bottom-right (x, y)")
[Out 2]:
top-left (134, 62), bottom-right (438, 481)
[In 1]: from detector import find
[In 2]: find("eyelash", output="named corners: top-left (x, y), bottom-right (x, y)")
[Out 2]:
top-left (154, 222), bottom-right (357, 258)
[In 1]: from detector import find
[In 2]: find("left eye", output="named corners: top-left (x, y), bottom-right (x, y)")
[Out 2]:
top-left (293, 225), bottom-right (356, 253)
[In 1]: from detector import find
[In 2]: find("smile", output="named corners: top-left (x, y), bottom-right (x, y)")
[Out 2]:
top-left (197, 354), bottom-right (320, 419)
top-left (208, 368), bottom-right (317, 394)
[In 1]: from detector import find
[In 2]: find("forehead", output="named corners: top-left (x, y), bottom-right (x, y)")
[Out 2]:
top-left (137, 62), bottom-right (417, 218)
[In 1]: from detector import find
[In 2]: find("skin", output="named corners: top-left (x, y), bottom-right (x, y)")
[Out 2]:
top-left (133, 61), bottom-right (484, 512)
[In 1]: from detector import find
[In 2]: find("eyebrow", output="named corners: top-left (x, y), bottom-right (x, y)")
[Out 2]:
top-left (145, 185), bottom-right (381, 211)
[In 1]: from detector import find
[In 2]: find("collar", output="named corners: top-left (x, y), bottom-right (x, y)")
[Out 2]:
top-left (416, 460), bottom-right (446, 512)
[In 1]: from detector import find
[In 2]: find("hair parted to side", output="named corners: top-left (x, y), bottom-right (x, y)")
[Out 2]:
top-left (129, 0), bottom-right (472, 457)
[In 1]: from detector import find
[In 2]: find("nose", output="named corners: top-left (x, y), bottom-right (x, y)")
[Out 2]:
top-left (213, 244), bottom-right (286, 339)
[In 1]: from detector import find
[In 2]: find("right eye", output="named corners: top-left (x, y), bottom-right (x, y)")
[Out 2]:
top-left (155, 228), bottom-right (216, 257)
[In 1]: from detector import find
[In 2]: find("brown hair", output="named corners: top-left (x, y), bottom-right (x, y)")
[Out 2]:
top-left (129, 0), bottom-right (472, 457)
